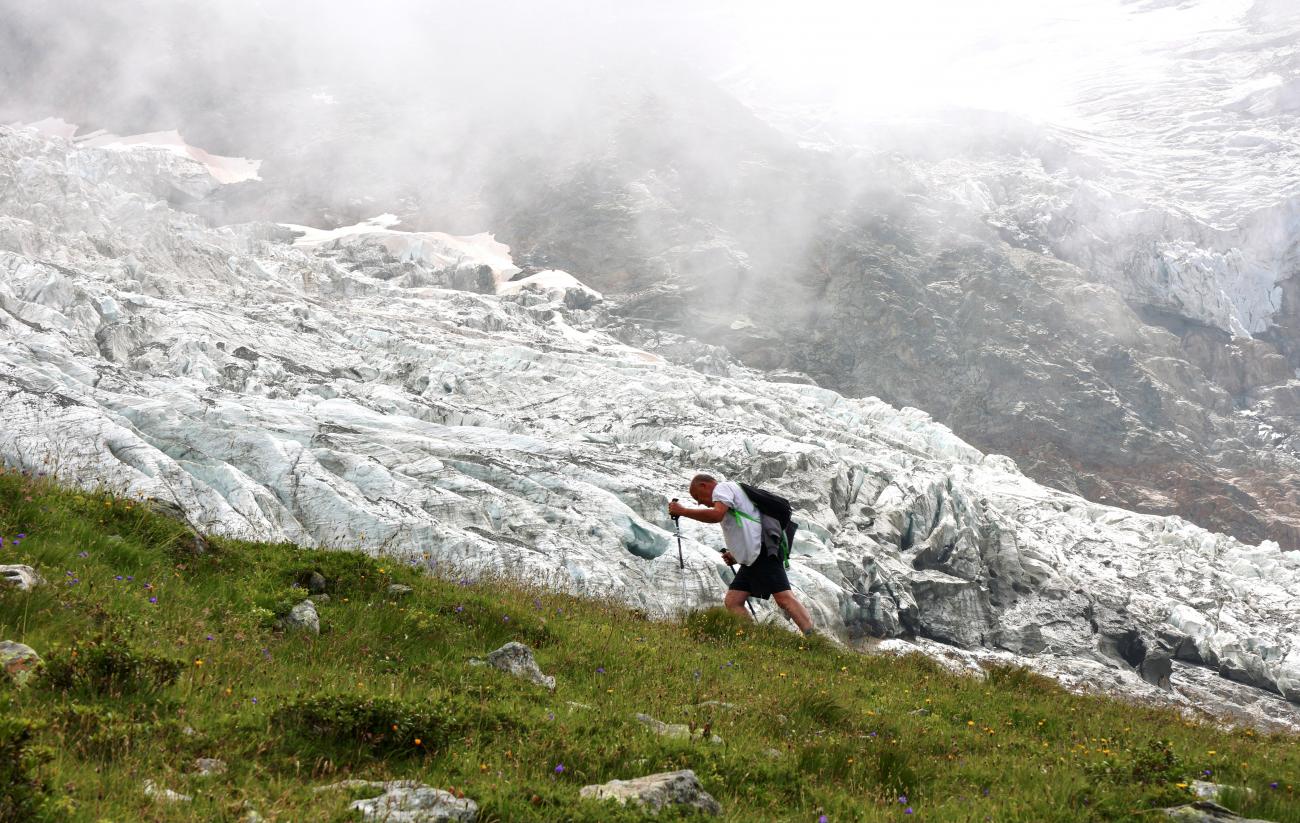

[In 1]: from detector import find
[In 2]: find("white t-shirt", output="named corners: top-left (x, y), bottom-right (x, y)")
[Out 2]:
top-left (711, 481), bottom-right (762, 566)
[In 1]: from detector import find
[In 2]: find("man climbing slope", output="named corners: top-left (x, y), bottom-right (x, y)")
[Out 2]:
top-left (668, 473), bottom-right (815, 635)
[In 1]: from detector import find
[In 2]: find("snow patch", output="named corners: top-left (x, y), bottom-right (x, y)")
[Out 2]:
top-left (13, 117), bottom-right (79, 140)
top-left (496, 269), bottom-right (601, 300)
top-left (284, 214), bottom-right (521, 285)
top-left (78, 130), bottom-right (261, 184)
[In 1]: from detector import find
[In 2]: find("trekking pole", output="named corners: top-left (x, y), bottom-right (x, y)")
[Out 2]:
top-left (670, 498), bottom-right (685, 570)
top-left (672, 498), bottom-right (755, 617)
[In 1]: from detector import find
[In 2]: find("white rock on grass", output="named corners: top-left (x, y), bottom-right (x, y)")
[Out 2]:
top-left (0, 640), bottom-right (41, 686)
top-left (349, 784), bottom-right (478, 822)
top-left (142, 779), bottom-right (192, 803)
top-left (1191, 781), bottom-right (1256, 803)
top-left (315, 780), bottom-right (423, 794)
top-left (482, 642), bottom-right (554, 690)
top-left (579, 769), bottom-right (721, 816)
top-left (193, 757), bottom-right (228, 776)
top-left (279, 599), bottom-right (319, 635)
top-left (634, 713), bottom-right (723, 744)
top-left (1163, 800), bottom-right (1273, 822)
top-left (0, 565), bottom-right (43, 591)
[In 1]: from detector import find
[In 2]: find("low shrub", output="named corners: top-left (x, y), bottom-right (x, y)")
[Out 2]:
top-left (41, 638), bottom-right (184, 698)
top-left (280, 549), bottom-right (385, 598)
top-left (984, 663), bottom-right (1063, 695)
top-left (272, 693), bottom-right (507, 760)
top-left (0, 710), bottom-right (55, 822)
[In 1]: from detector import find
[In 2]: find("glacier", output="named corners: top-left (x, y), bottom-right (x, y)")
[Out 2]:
top-left (1, 125), bottom-right (1299, 730)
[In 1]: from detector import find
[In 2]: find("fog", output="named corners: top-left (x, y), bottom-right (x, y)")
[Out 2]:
top-left (3, 0), bottom-right (1252, 137)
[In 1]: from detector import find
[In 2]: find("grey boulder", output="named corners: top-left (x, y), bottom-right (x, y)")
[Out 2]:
top-left (0, 640), bottom-right (42, 686)
top-left (306, 571), bottom-right (328, 594)
top-left (482, 642), bottom-right (554, 690)
top-left (580, 769), bottom-right (721, 815)
top-left (279, 599), bottom-right (320, 635)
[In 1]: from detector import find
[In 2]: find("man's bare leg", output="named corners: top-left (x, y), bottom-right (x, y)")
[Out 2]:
top-left (772, 590), bottom-right (814, 633)
top-left (724, 589), bottom-right (754, 620)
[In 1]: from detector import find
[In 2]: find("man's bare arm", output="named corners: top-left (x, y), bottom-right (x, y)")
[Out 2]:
top-left (668, 500), bottom-right (728, 524)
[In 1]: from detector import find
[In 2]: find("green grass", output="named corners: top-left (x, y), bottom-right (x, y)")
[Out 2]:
top-left (1, 467), bottom-right (1298, 822)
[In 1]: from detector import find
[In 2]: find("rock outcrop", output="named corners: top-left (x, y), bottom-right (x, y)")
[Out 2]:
top-left (579, 769), bottom-right (721, 816)
top-left (278, 600), bottom-right (320, 635)
top-left (480, 643), bottom-right (555, 691)
top-left (350, 784), bottom-right (478, 823)
top-left (0, 640), bottom-right (41, 686)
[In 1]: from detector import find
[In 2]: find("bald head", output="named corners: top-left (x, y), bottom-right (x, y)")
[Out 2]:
top-left (689, 473), bottom-right (717, 504)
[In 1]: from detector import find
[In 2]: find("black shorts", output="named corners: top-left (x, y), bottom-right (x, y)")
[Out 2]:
top-left (728, 552), bottom-right (790, 600)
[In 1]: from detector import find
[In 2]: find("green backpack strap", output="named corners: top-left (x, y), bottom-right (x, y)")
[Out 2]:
top-left (730, 509), bottom-right (758, 526)
top-left (730, 509), bottom-right (791, 568)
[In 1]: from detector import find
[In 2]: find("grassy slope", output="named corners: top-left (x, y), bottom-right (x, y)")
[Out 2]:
top-left (1, 467), bottom-right (1298, 823)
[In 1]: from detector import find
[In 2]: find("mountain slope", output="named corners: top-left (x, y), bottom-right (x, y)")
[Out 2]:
top-left (4, 470), bottom-right (1300, 821)
top-left (1, 127), bottom-right (1298, 730)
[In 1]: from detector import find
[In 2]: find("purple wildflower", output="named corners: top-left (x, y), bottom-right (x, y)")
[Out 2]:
top-left (206, 635), bottom-right (214, 641)
top-left (78, 551), bottom-right (88, 558)
top-left (251, 697), bottom-right (258, 704)
top-left (455, 605), bottom-right (463, 613)
top-left (819, 816), bottom-right (828, 823)
top-left (899, 796), bottom-right (907, 804)
top-left (16, 533), bottom-right (25, 539)
top-left (503, 615), bottom-right (509, 622)
top-left (554, 764), bottom-right (565, 774)
top-left (115, 575), bottom-right (123, 580)
top-left (126, 576), bottom-right (134, 581)
top-left (596, 667), bottom-right (605, 674)
top-left (1271, 782), bottom-right (1279, 789)
top-left (149, 596), bottom-right (157, 603)
top-left (904, 808), bottom-right (913, 815)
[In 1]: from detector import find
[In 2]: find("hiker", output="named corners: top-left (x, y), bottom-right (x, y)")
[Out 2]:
top-left (668, 473), bottom-right (815, 635)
